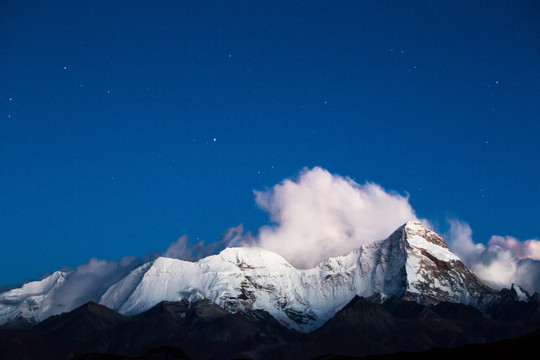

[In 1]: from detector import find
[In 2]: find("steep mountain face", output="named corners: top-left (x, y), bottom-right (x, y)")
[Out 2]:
top-left (0, 221), bottom-right (498, 331)
top-left (386, 221), bottom-right (493, 304)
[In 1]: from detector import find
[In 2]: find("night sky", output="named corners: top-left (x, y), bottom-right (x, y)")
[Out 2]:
top-left (1, 1), bottom-right (539, 286)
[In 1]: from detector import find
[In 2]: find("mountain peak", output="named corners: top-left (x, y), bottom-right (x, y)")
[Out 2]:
top-left (402, 220), bottom-right (449, 249)
top-left (213, 246), bottom-right (293, 270)
top-left (0, 270), bottom-right (68, 324)
top-left (379, 221), bottom-right (494, 305)
top-left (510, 284), bottom-right (531, 302)
top-left (404, 220), bottom-right (426, 230)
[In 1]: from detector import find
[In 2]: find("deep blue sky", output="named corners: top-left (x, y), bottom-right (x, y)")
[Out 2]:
top-left (1, 1), bottom-right (539, 285)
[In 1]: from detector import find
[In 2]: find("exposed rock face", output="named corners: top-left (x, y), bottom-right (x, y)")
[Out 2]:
top-left (393, 221), bottom-right (494, 304)
top-left (0, 221), bottom-right (497, 331)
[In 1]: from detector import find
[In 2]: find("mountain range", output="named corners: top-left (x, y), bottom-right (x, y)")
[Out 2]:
top-left (0, 221), bottom-right (539, 359)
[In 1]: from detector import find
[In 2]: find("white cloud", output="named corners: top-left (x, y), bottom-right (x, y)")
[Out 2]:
top-left (488, 235), bottom-right (540, 260)
top-left (164, 235), bottom-right (191, 260)
top-left (446, 219), bottom-right (540, 292)
top-left (446, 219), bottom-right (485, 265)
top-left (247, 167), bottom-right (418, 268)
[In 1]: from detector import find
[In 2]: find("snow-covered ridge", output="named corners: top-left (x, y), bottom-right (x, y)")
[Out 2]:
top-left (0, 271), bottom-right (67, 324)
top-left (0, 221), bottom-right (496, 331)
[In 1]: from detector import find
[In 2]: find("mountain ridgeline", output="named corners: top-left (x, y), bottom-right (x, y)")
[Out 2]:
top-left (0, 221), bottom-right (539, 359)
top-left (0, 221), bottom-right (503, 331)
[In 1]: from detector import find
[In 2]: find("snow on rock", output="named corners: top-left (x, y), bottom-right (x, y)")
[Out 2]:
top-left (511, 283), bottom-right (530, 302)
top-left (99, 222), bottom-right (494, 331)
top-left (0, 222), bottom-right (496, 331)
top-left (0, 271), bottom-right (67, 324)
top-left (399, 221), bottom-right (492, 304)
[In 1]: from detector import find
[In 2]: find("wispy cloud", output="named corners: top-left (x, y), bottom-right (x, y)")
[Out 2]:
top-left (488, 235), bottom-right (540, 260)
top-left (48, 256), bottom-right (142, 315)
top-left (163, 224), bottom-right (246, 261)
top-left (446, 219), bottom-right (540, 292)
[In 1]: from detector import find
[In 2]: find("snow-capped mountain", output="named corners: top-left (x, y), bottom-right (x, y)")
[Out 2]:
top-left (0, 221), bottom-right (498, 331)
top-left (0, 270), bottom-right (67, 325)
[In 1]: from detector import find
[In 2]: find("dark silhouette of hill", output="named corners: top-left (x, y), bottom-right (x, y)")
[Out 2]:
top-left (0, 297), bottom-right (538, 360)
top-left (313, 327), bottom-right (540, 359)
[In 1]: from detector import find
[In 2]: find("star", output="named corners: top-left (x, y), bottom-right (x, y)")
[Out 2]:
top-left (213, 138), bottom-right (217, 142)
top-left (9, 98), bottom-right (12, 101)
top-left (63, 66), bottom-right (67, 70)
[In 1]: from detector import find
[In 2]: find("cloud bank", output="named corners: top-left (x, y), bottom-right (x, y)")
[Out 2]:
top-left (247, 167), bottom-right (419, 268)
top-left (446, 219), bottom-right (540, 292)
